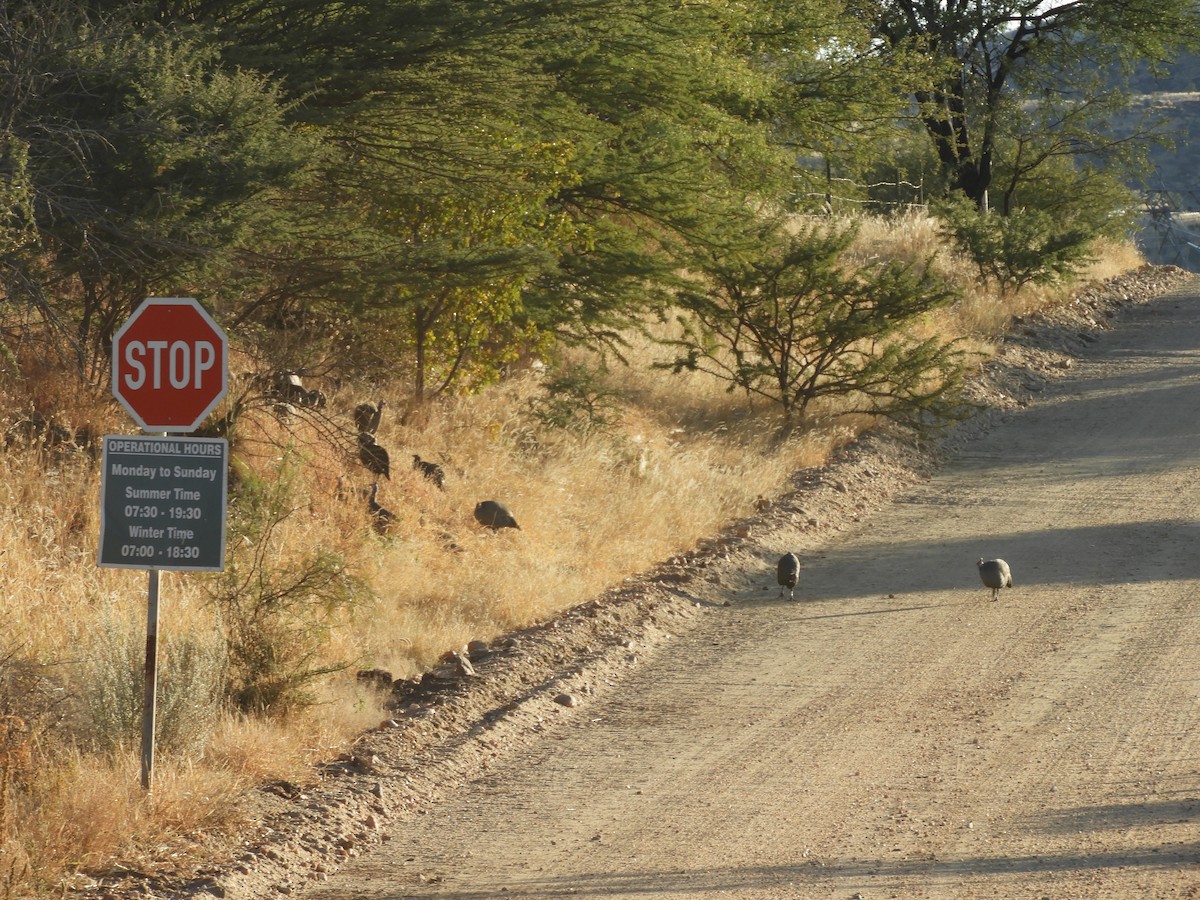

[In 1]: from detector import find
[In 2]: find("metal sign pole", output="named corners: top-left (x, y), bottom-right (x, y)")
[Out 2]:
top-left (141, 567), bottom-right (160, 790)
top-left (139, 427), bottom-right (170, 792)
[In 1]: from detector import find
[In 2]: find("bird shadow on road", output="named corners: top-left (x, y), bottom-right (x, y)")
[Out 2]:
top-left (788, 601), bottom-right (951, 621)
top-left (786, 518), bottom-right (1200, 603)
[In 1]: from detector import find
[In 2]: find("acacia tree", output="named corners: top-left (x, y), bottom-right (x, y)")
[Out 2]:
top-left (847, 0), bottom-right (1200, 209)
top-left (107, 0), bottom-right (795, 395)
top-left (663, 219), bottom-right (965, 426)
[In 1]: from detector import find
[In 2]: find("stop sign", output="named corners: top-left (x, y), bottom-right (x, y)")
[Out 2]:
top-left (112, 297), bottom-right (229, 432)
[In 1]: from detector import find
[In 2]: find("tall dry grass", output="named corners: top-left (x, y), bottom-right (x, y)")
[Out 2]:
top-left (0, 210), bottom-right (1150, 894)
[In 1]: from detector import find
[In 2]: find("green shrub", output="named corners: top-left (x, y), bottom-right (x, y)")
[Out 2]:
top-left (528, 364), bottom-right (627, 436)
top-left (664, 218), bottom-right (966, 428)
top-left (73, 613), bottom-right (226, 757)
top-left (207, 456), bottom-right (365, 716)
top-left (938, 199), bottom-right (1097, 295)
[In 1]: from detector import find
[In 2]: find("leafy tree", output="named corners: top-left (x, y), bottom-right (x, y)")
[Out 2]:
top-left (747, 0), bottom-right (926, 213)
top-left (514, 1), bottom-right (792, 346)
top-left (663, 219), bottom-right (965, 426)
top-left (0, 1), bottom-right (314, 378)
top-left (846, 1), bottom-right (1200, 209)
top-left (115, 0), bottom-right (795, 393)
top-left (325, 137), bottom-right (566, 405)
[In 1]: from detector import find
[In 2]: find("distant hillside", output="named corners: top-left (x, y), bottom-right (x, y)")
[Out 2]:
top-left (1131, 95), bottom-right (1200, 198)
top-left (1117, 49), bottom-right (1200, 199)
top-left (1110, 50), bottom-right (1200, 269)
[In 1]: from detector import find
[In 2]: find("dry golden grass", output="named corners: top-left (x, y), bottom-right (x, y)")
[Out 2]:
top-left (348, 363), bottom-right (812, 675)
top-left (13, 750), bottom-right (253, 881)
top-left (0, 211), bottom-right (1151, 894)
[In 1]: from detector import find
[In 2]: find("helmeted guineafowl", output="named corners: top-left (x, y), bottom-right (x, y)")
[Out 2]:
top-left (413, 454), bottom-right (446, 490)
top-left (354, 400), bottom-right (384, 435)
top-left (358, 432), bottom-right (390, 479)
top-left (977, 557), bottom-right (1013, 600)
top-left (474, 500), bottom-right (520, 531)
top-left (777, 552), bottom-right (800, 600)
top-left (368, 482), bottom-right (397, 535)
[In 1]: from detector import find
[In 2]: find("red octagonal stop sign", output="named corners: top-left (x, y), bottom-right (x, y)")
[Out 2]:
top-left (112, 297), bottom-right (229, 433)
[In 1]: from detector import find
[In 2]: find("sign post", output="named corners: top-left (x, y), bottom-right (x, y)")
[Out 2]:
top-left (145, 568), bottom-right (159, 793)
top-left (103, 298), bottom-right (229, 790)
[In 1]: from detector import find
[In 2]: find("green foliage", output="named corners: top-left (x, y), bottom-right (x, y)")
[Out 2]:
top-left (755, 0), bottom-right (923, 210)
top-left (0, 1), bottom-right (315, 377)
top-left (528, 365), bottom-right (627, 436)
top-left (664, 219), bottom-right (966, 426)
top-left (939, 202), bottom-right (1087, 294)
top-left (0, 133), bottom-right (37, 267)
top-left (157, 0), bottom-right (795, 380)
top-left (938, 179), bottom-right (1131, 294)
top-left (345, 173), bottom-right (561, 402)
top-left (1, 0), bottom-right (1174, 408)
top-left (516, 0), bottom-right (792, 341)
top-left (206, 458), bottom-right (365, 716)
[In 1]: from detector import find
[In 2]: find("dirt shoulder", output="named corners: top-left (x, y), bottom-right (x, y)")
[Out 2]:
top-left (79, 264), bottom-right (1196, 900)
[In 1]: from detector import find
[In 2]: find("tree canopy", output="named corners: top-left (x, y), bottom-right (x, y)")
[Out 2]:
top-left (847, 0), bottom-right (1200, 210)
top-left (1, 0), bottom-right (1195, 404)
top-left (0, 0), bottom-right (315, 376)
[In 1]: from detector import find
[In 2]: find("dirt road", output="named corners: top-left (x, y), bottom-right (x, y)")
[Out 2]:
top-left (299, 283), bottom-right (1200, 899)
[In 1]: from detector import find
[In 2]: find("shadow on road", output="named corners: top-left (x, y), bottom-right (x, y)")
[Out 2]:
top-left (379, 838), bottom-right (1200, 898)
top-left (799, 518), bottom-right (1200, 601)
top-left (737, 516), bottom-right (1200, 607)
top-left (1022, 796), bottom-right (1200, 835)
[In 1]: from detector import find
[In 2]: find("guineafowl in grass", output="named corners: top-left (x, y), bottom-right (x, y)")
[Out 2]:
top-left (354, 400), bottom-right (384, 435)
top-left (368, 482), bottom-right (397, 535)
top-left (475, 500), bottom-right (520, 531)
top-left (358, 432), bottom-right (390, 479)
top-left (777, 552), bottom-right (800, 600)
top-left (413, 454), bottom-right (446, 490)
top-left (977, 558), bottom-right (1013, 600)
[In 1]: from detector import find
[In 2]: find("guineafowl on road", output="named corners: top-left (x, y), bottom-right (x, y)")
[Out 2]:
top-left (474, 500), bottom-right (520, 531)
top-left (777, 552), bottom-right (800, 600)
top-left (413, 454), bottom-right (446, 490)
top-left (358, 432), bottom-right (391, 479)
top-left (367, 482), bottom-right (397, 535)
top-left (977, 558), bottom-right (1013, 600)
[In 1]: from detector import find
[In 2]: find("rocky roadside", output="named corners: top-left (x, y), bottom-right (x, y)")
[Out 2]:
top-left (77, 263), bottom-right (1196, 900)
